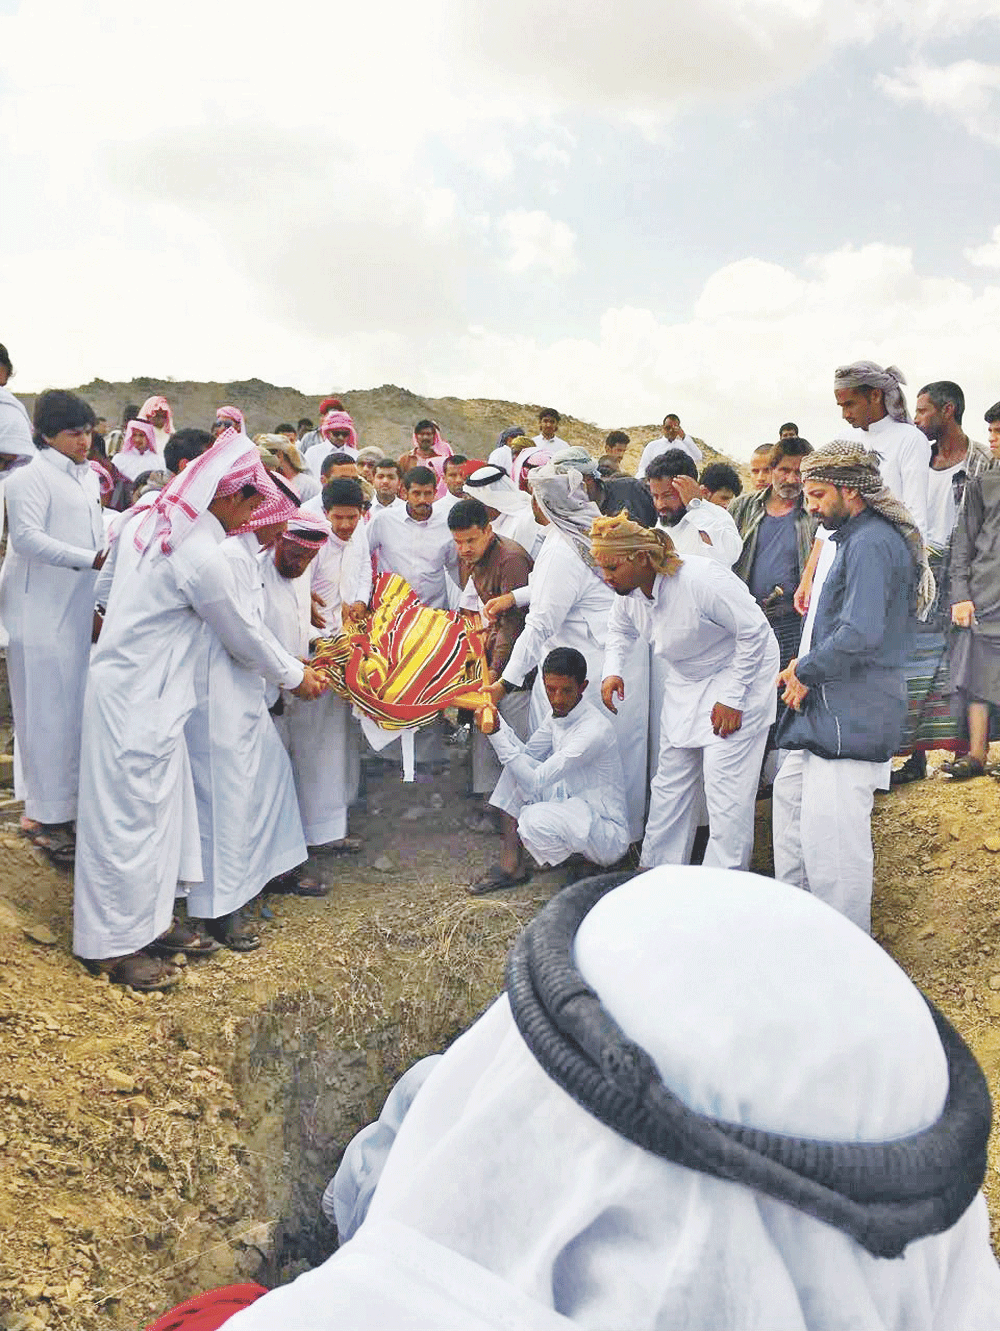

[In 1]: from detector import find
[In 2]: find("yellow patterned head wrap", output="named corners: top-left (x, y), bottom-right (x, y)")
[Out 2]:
top-left (589, 511), bottom-right (683, 576)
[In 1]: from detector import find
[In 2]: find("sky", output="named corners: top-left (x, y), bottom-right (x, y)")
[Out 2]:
top-left (2, 0), bottom-right (1000, 458)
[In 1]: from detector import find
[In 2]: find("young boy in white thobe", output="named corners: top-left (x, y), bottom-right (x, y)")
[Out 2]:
top-left (593, 513), bottom-right (778, 872)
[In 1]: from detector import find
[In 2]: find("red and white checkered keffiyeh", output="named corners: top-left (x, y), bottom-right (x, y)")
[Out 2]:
top-left (320, 410), bottom-right (358, 453)
top-left (226, 458), bottom-right (301, 536)
top-left (282, 509), bottom-right (331, 550)
top-left (138, 395), bottom-right (175, 433)
top-left (215, 404), bottom-right (246, 432)
top-left (90, 460), bottom-right (114, 499)
top-left (132, 428), bottom-right (257, 556)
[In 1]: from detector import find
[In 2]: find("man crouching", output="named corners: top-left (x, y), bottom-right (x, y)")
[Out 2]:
top-left (470, 647), bottom-right (630, 894)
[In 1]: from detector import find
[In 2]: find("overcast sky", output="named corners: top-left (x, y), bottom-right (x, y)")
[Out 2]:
top-left (2, 0), bottom-right (999, 458)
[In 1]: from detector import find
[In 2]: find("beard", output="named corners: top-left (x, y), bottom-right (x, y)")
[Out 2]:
top-left (773, 482), bottom-right (801, 502)
top-left (656, 509), bottom-right (684, 528)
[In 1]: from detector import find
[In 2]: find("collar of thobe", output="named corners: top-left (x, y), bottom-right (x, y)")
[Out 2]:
top-left (863, 414), bottom-right (893, 436)
top-left (39, 448), bottom-right (90, 483)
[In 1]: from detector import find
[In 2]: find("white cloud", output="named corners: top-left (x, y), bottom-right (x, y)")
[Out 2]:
top-left (877, 60), bottom-right (1000, 144)
top-left (965, 225), bottom-right (1000, 267)
top-left (497, 210), bottom-right (579, 276)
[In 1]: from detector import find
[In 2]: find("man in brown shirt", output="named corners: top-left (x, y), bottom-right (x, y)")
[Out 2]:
top-left (447, 497), bottom-right (533, 824)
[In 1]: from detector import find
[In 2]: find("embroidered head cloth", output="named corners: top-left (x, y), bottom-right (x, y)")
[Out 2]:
top-left (801, 440), bottom-right (934, 617)
top-left (283, 510), bottom-right (331, 550)
top-left (528, 463), bottom-right (603, 567)
top-left (138, 396), bottom-right (174, 432)
top-left (590, 510), bottom-right (682, 575)
top-left (834, 361), bottom-right (912, 424)
top-left (215, 405), bottom-right (246, 433)
top-left (321, 410), bottom-right (359, 452)
top-left (121, 420), bottom-right (157, 455)
top-left (226, 461), bottom-right (301, 535)
top-left (132, 427), bottom-right (257, 556)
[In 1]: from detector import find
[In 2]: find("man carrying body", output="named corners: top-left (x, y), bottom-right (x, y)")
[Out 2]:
top-left (893, 380), bottom-right (995, 783)
top-left (595, 513), bottom-right (778, 870)
top-left (446, 498), bottom-right (532, 835)
top-left (773, 441), bottom-right (927, 933)
top-left (367, 466), bottom-right (458, 609)
top-left (72, 432), bottom-right (324, 990)
top-left (551, 445), bottom-right (657, 528)
top-left (635, 413), bottom-right (703, 478)
top-left (645, 450), bottom-right (742, 563)
top-left (730, 436), bottom-right (816, 681)
top-left (834, 360), bottom-right (930, 536)
top-left (472, 646), bottom-right (629, 892)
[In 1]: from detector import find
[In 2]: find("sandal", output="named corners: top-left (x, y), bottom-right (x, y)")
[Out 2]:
top-left (264, 871), bottom-right (330, 897)
top-left (20, 821), bottom-right (76, 866)
top-left (83, 952), bottom-right (180, 992)
top-left (204, 909), bottom-right (261, 952)
top-left (307, 835), bottom-right (363, 856)
top-left (467, 865), bottom-right (531, 896)
top-left (941, 756), bottom-right (986, 781)
top-left (148, 917), bottom-right (221, 956)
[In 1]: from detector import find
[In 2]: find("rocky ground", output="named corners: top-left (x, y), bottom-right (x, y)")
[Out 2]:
top-left (0, 745), bottom-right (997, 1329)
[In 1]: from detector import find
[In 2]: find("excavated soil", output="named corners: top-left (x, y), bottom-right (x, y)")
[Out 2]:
top-left (0, 746), bottom-right (998, 1329)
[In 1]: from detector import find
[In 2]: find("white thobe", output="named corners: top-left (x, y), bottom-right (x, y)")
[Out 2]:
top-left (301, 498), bottom-right (372, 634)
top-left (605, 561), bottom-right (778, 870)
top-left (492, 507), bottom-right (544, 559)
top-left (489, 701), bottom-right (630, 867)
top-left (262, 553), bottom-right (360, 846)
top-left (0, 387), bottom-right (33, 458)
top-left (635, 433), bottom-right (703, 477)
top-left (0, 451), bottom-right (103, 822)
top-left (306, 439), bottom-right (359, 474)
top-left (72, 512), bottom-right (304, 959)
top-left (184, 534), bottom-right (307, 920)
top-left (500, 529), bottom-right (649, 842)
top-left (366, 503), bottom-right (457, 609)
top-left (292, 470), bottom-right (322, 503)
top-left (113, 448), bottom-right (167, 482)
top-left (849, 415), bottom-right (930, 539)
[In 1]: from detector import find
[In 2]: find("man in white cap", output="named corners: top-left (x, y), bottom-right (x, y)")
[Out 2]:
top-left (72, 431), bottom-right (325, 990)
top-left (199, 866), bottom-right (1000, 1329)
top-left (833, 360), bottom-right (930, 538)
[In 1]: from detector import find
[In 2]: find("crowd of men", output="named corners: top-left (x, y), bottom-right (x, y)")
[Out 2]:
top-left (0, 347), bottom-right (998, 991)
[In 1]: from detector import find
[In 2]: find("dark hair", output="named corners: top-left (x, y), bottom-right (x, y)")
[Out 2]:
top-left (164, 428), bottom-right (213, 474)
top-left (700, 462), bottom-right (742, 496)
top-left (597, 455), bottom-right (620, 476)
top-left (403, 465), bottom-right (436, 488)
top-left (542, 646), bottom-right (587, 684)
top-left (0, 344), bottom-right (12, 375)
top-left (538, 407), bottom-right (560, 423)
top-left (272, 473), bottom-right (300, 507)
top-left (322, 478), bottom-right (364, 510)
top-left (751, 443), bottom-right (774, 458)
top-left (32, 390), bottom-right (95, 448)
top-left (445, 453), bottom-right (468, 469)
top-left (771, 436), bottom-right (813, 467)
top-left (646, 449), bottom-right (698, 482)
top-left (122, 403), bottom-right (140, 428)
top-left (984, 402), bottom-right (1000, 426)
top-left (779, 421), bottom-right (799, 435)
top-left (662, 413), bottom-right (680, 425)
top-left (447, 498), bottom-right (490, 531)
top-left (237, 482), bottom-right (258, 500)
top-left (297, 417), bottom-right (313, 431)
top-left (414, 419), bottom-right (437, 434)
top-left (919, 381), bottom-right (965, 427)
top-left (275, 422), bottom-right (296, 435)
top-left (605, 430), bottom-right (630, 448)
top-left (322, 451), bottom-right (356, 474)
top-left (374, 459), bottom-right (402, 478)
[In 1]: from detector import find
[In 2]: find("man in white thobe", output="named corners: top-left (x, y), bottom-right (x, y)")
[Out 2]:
top-left (72, 432), bottom-right (325, 990)
top-left (472, 647), bottom-right (629, 892)
top-left (635, 413), bottom-right (704, 477)
top-left (366, 466), bottom-right (458, 610)
top-left (834, 361), bottom-right (930, 537)
top-left (594, 513), bottom-right (778, 871)
top-left (263, 502), bottom-right (363, 853)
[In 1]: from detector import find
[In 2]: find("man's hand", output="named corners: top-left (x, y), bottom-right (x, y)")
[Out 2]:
top-left (92, 548), bottom-right (109, 571)
top-left (91, 608), bottom-right (104, 643)
top-left (474, 704), bottom-right (500, 735)
top-left (484, 679), bottom-right (506, 706)
top-left (291, 665), bottom-right (326, 700)
top-left (952, 600), bottom-right (976, 628)
top-left (793, 579), bottom-right (811, 616)
top-left (310, 591), bottom-right (326, 630)
top-left (671, 475), bottom-right (701, 508)
top-left (483, 592), bottom-right (515, 624)
top-left (711, 702), bottom-right (743, 737)
top-left (776, 659), bottom-right (809, 712)
top-left (602, 676), bottom-right (625, 715)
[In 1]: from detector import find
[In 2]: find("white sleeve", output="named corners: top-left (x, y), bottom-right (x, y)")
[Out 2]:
top-left (603, 595), bottom-right (641, 680)
top-left (684, 499), bottom-right (743, 566)
top-left (5, 467), bottom-right (100, 569)
top-left (692, 566), bottom-right (774, 712)
top-left (501, 542), bottom-right (586, 687)
top-left (635, 441), bottom-right (656, 480)
top-left (344, 524), bottom-right (373, 605)
top-left (895, 430), bottom-right (930, 541)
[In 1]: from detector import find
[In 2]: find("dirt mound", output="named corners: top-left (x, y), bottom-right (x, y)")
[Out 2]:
top-left (17, 379), bottom-right (736, 475)
top-left (1, 749), bottom-right (997, 1328)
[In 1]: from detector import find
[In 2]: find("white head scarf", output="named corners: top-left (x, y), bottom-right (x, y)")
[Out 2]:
top-left (463, 463), bottom-right (531, 515)
top-left (244, 868), bottom-right (1000, 1331)
top-left (527, 462), bottom-right (603, 567)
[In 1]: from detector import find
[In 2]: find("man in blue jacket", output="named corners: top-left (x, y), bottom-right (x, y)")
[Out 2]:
top-left (772, 440), bottom-right (932, 933)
